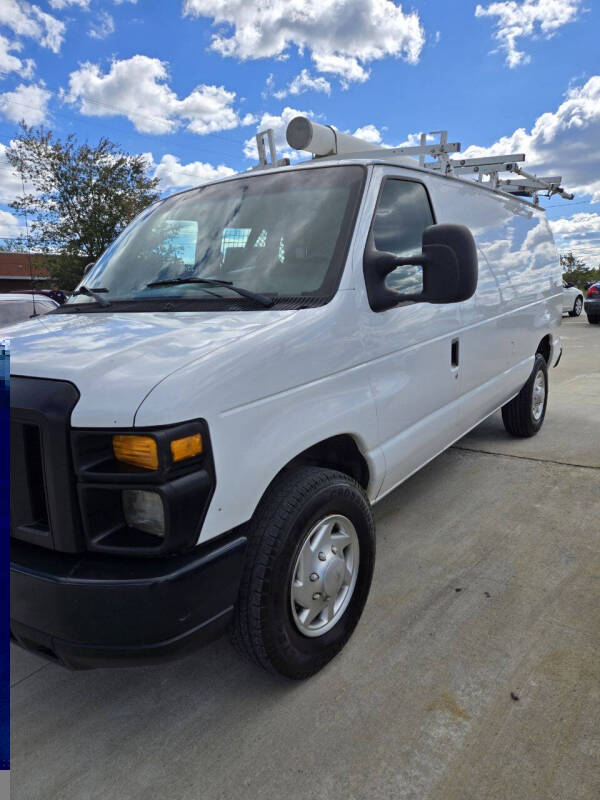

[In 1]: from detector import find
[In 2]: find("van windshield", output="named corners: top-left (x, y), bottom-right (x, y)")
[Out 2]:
top-left (69, 165), bottom-right (364, 310)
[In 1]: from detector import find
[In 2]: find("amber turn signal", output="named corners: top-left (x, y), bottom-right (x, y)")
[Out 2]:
top-left (170, 433), bottom-right (203, 463)
top-left (113, 435), bottom-right (159, 470)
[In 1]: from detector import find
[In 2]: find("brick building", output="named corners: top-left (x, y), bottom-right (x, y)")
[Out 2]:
top-left (0, 252), bottom-right (50, 292)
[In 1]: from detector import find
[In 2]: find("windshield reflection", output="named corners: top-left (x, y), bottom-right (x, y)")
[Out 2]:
top-left (71, 166), bottom-right (365, 308)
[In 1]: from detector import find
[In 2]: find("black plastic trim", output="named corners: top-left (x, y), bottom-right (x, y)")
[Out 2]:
top-left (71, 419), bottom-right (216, 555)
top-left (10, 377), bottom-right (84, 552)
top-left (10, 532), bottom-right (247, 668)
top-left (553, 348), bottom-right (563, 368)
top-left (72, 419), bottom-right (213, 483)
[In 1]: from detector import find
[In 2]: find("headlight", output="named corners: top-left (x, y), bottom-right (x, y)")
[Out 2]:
top-left (74, 420), bottom-right (212, 554)
top-left (112, 432), bottom-right (203, 470)
top-left (113, 435), bottom-right (158, 470)
top-left (122, 489), bottom-right (165, 537)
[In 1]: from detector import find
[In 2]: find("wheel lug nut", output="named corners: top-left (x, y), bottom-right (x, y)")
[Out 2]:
top-left (312, 592), bottom-right (322, 600)
top-left (318, 551), bottom-right (326, 561)
top-left (331, 546), bottom-right (338, 554)
top-left (310, 572), bottom-right (319, 582)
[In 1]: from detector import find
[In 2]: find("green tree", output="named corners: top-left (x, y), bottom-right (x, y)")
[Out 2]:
top-left (3, 124), bottom-right (160, 289)
top-left (560, 252), bottom-right (600, 290)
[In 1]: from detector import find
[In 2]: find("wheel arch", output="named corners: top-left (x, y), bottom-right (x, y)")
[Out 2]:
top-left (536, 334), bottom-right (552, 364)
top-left (254, 434), bottom-right (371, 514)
top-left (282, 434), bottom-right (370, 489)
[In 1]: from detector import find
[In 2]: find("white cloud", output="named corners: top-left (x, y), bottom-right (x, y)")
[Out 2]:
top-left (0, 34), bottom-right (34, 79)
top-left (62, 56), bottom-right (252, 135)
top-left (551, 212), bottom-right (600, 237)
top-left (273, 69), bottom-right (331, 99)
top-left (0, 209), bottom-right (23, 238)
top-left (550, 212), bottom-right (600, 264)
top-left (311, 53), bottom-right (369, 85)
top-left (347, 125), bottom-right (431, 149)
top-left (47, 0), bottom-right (132, 6)
top-left (88, 11), bottom-right (115, 40)
top-left (243, 106), bottom-right (313, 160)
top-left (475, 0), bottom-right (583, 68)
top-left (152, 153), bottom-right (235, 192)
top-left (262, 73), bottom-right (275, 100)
top-left (183, 0), bottom-right (425, 83)
top-left (0, 1), bottom-right (66, 54)
top-left (0, 143), bottom-right (26, 204)
top-left (352, 124), bottom-right (382, 144)
top-left (0, 82), bottom-right (51, 125)
top-left (49, 0), bottom-right (91, 8)
top-left (457, 76), bottom-right (600, 202)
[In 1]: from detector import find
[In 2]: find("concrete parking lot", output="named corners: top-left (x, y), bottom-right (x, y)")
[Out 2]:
top-left (11, 316), bottom-right (600, 800)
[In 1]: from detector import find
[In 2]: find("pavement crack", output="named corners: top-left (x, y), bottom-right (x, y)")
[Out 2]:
top-left (451, 445), bottom-right (600, 471)
top-left (10, 662), bottom-right (51, 689)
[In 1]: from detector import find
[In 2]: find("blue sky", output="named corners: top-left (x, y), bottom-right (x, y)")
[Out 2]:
top-left (0, 0), bottom-right (599, 263)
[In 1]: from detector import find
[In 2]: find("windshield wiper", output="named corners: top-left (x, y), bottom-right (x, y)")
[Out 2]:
top-left (146, 277), bottom-right (276, 308)
top-left (72, 286), bottom-right (111, 307)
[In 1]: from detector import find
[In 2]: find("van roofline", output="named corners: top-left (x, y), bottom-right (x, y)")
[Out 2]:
top-left (162, 157), bottom-right (545, 212)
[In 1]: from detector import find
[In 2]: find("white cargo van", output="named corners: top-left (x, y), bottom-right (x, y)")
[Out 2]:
top-left (9, 119), bottom-right (568, 678)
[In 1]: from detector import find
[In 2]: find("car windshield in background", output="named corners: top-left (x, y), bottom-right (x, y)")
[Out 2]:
top-left (69, 166), bottom-right (365, 309)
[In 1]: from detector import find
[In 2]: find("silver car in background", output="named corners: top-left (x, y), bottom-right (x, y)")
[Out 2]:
top-left (0, 293), bottom-right (58, 331)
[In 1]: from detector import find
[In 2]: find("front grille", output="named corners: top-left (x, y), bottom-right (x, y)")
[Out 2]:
top-left (10, 377), bottom-right (84, 552)
top-left (10, 422), bottom-right (49, 533)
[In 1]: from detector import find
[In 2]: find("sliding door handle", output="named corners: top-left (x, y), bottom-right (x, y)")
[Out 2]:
top-left (451, 338), bottom-right (459, 368)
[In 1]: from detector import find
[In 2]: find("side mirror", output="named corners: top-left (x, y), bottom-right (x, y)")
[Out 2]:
top-left (363, 223), bottom-right (478, 311)
top-left (83, 262), bottom-right (96, 276)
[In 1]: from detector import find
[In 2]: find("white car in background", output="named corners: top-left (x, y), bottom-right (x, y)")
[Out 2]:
top-left (562, 281), bottom-right (583, 316)
top-left (0, 292), bottom-right (58, 330)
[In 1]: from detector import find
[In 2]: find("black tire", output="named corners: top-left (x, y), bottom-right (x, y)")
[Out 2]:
top-left (588, 314), bottom-right (600, 325)
top-left (232, 466), bottom-right (375, 679)
top-left (569, 296), bottom-right (583, 317)
top-left (501, 353), bottom-right (548, 437)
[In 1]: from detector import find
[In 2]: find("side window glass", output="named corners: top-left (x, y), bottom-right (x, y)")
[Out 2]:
top-left (372, 180), bottom-right (434, 295)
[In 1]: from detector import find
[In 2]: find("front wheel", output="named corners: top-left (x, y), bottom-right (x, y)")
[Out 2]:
top-left (501, 353), bottom-right (548, 437)
top-left (569, 296), bottom-right (583, 317)
top-left (232, 466), bottom-right (375, 679)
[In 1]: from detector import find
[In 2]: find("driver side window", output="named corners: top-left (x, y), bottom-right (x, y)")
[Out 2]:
top-left (372, 179), bottom-right (435, 295)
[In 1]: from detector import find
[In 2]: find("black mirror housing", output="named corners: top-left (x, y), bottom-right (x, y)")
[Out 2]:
top-left (364, 223), bottom-right (478, 311)
top-left (421, 224), bottom-right (478, 303)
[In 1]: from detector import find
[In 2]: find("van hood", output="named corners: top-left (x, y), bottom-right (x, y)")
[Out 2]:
top-left (7, 309), bottom-right (297, 427)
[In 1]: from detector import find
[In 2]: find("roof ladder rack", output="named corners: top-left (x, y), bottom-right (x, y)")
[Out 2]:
top-left (386, 130), bottom-right (461, 173)
top-left (254, 129), bottom-right (290, 170)
top-left (430, 153), bottom-right (573, 203)
top-left (274, 116), bottom-right (575, 205)
top-left (498, 165), bottom-right (574, 202)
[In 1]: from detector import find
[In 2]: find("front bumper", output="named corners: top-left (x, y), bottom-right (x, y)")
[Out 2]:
top-left (10, 533), bottom-right (247, 669)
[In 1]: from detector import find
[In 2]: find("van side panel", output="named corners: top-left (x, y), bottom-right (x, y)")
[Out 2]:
top-left (424, 175), bottom-right (561, 426)
top-left (350, 167), bottom-right (463, 498)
